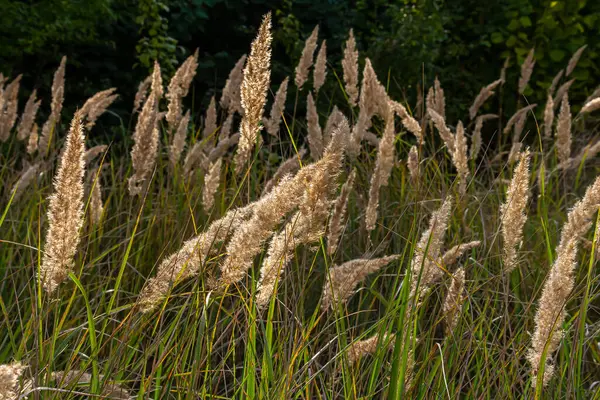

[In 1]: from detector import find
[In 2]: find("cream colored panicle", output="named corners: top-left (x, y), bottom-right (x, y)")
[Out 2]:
top-left (346, 333), bottom-right (396, 365)
top-left (169, 110), bottom-right (190, 166)
top-left (327, 169), bottom-right (356, 255)
top-left (321, 255), bottom-right (400, 310)
top-left (233, 13), bottom-right (272, 174)
top-left (306, 92), bottom-right (323, 159)
top-left (518, 48), bottom-right (535, 94)
top-left (220, 54), bottom-right (247, 115)
top-left (556, 94), bottom-right (572, 164)
top-left (342, 29), bottom-right (359, 107)
top-left (295, 25), bottom-right (319, 89)
top-left (527, 175), bottom-right (600, 387)
top-left (313, 40), bottom-right (327, 94)
top-left (262, 149), bottom-right (307, 196)
top-left (469, 79), bottom-right (502, 120)
top-left (79, 88), bottom-right (118, 129)
top-left (202, 157), bottom-right (222, 211)
top-left (40, 112), bottom-right (86, 294)
top-left (443, 267), bottom-right (466, 335)
top-left (0, 75), bottom-right (22, 142)
top-left (0, 362), bottom-right (27, 399)
top-left (16, 89), bottom-right (41, 141)
top-left (264, 77), bottom-right (289, 137)
top-left (40, 56), bottom-right (66, 154)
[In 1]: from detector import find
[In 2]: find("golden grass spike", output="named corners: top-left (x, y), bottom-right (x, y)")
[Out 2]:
top-left (365, 111), bottom-right (395, 233)
top-left (202, 157), bottom-right (222, 211)
top-left (346, 333), bottom-right (395, 365)
top-left (0, 75), bottom-right (22, 142)
top-left (234, 12), bottom-right (272, 174)
top-left (294, 25), bottom-right (319, 89)
top-left (220, 54), bottom-right (247, 115)
top-left (169, 110), bottom-right (190, 166)
top-left (518, 48), bottom-right (535, 94)
top-left (443, 266), bottom-right (466, 335)
top-left (264, 77), bottom-right (289, 137)
top-left (16, 89), bottom-right (40, 141)
top-left (40, 56), bottom-right (66, 154)
top-left (500, 149), bottom-right (530, 273)
top-left (313, 40), bottom-right (327, 95)
top-left (129, 61), bottom-right (161, 196)
top-left (556, 94), bottom-right (572, 164)
top-left (262, 148), bottom-right (306, 196)
top-left (342, 29), bottom-right (359, 107)
top-left (321, 255), bottom-right (400, 310)
top-left (306, 92), bottom-right (323, 159)
top-left (469, 79), bottom-right (502, 120)
top-left (527, 174), bottom-right (600, 387)
top-left (566, 45), bottom-right (587, 77)
top-left (40, 112), bottom-right (86, 294)
top-left (327, 169), bottom-right (356, 256)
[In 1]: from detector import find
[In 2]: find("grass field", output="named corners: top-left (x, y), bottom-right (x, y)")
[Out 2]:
top-left (2, 12), bottom-right (600, 399)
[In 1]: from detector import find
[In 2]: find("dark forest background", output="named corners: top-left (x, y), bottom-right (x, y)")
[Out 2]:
top-left (1, 0), bottom-right (599, 139)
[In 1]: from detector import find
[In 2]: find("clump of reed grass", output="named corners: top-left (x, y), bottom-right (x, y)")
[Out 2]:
top-left (294, 25), bottom-right (319, 89)
top-left (129, 62), bottom-right (162, 196)
top-left (234, 12), bottom-right (272, 174)
top-left (342, 29), bottom-right (359, 107)
top-left (221, 120), bottom-right (346, 284)
top-left (500, 149), bottom-right (530, 273)
top-left (137, 204), bottom-right (256, 312)
top-left (40, 112), bottom-right (86, 294)
top-left (527, 175), bottom-right (600, 387)
top-left (40, 56), bottom-right (66, 154)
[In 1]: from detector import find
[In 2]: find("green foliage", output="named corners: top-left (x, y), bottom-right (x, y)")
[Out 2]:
top-left (135, 0), bottom-right (178, 76)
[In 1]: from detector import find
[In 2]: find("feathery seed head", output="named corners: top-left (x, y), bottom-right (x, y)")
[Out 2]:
top-left (295, 25), bottom-right (319, 89)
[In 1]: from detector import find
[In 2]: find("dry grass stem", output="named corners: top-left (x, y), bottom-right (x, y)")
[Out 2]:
top-left (129, 61), bottom-right (162, 196)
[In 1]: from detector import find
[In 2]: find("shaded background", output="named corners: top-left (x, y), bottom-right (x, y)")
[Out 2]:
top-left (1, 0), bottom-right (599, 139)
